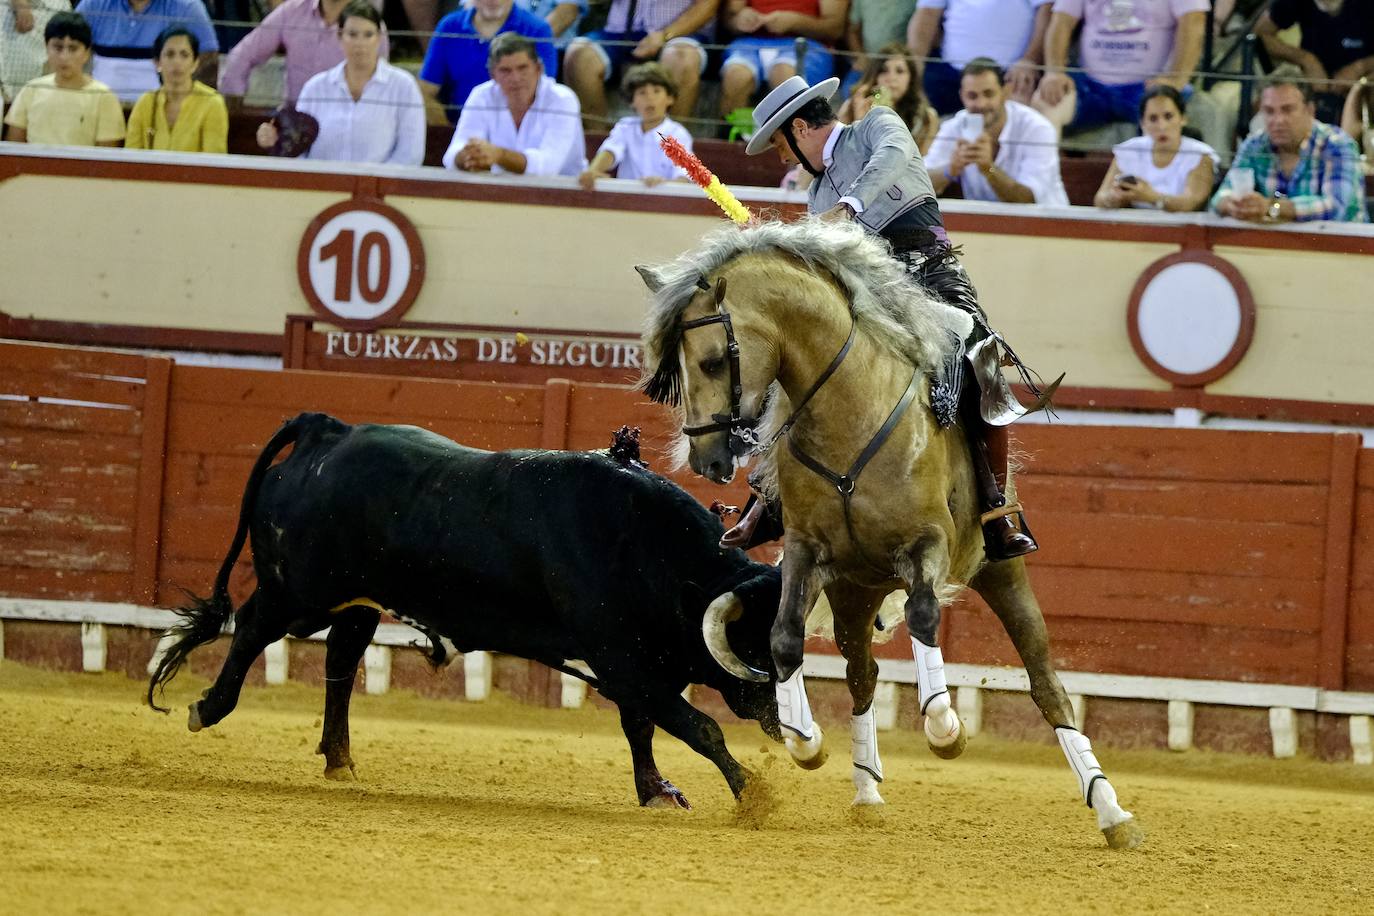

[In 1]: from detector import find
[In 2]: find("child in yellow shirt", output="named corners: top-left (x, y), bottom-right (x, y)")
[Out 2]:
top-left (3, 12), bottom-right (125, 147)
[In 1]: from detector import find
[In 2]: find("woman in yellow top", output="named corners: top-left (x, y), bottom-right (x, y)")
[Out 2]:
top-left (126, 26), bottom-right (228, 153)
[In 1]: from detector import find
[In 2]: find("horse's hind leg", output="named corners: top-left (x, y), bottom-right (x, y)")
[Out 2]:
top-left (189, 591), bottom-right (289, 731)
top-left (971, 557), bottom-right (1145, 850)
top-left (317, 605), bottom-right (380, 781)
top-left (828, 582), bottom-right (888, 805)
top-left (902, 535), bottom-right (966, 759)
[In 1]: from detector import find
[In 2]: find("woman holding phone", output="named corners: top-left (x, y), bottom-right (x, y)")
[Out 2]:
top-left (1095, 85), bottom-right (1219, 212)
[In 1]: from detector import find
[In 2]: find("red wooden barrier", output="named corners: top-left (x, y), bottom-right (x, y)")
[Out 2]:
top-left (2, 339), bottom-right (1371, 694)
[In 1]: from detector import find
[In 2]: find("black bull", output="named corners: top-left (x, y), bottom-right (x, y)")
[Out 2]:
top-left (147, 412), bottom-right (783, 807)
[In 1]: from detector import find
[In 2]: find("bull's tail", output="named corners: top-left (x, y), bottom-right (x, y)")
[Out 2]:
top-left (146, 414), bottom-right (317, 712)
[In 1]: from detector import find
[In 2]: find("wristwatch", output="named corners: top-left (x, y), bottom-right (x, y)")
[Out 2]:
top-left (1266, 199), bottom-right (1283, 222)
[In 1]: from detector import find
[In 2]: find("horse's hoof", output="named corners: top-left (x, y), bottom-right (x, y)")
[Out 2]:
top-left (323, 764), bottom-right (356, 782)
top-left (785, 725), bottom-right (827, 770)
top-left (1102, 817), bottom-right (1146, 850)
top-left (187, 702), bottom-right (203, 733)
top-left (926, 713), bottom-right (967, 760)
top-left (851, 786), bottom-right (885, 807)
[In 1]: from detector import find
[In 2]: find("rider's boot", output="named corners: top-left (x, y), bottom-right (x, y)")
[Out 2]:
top-left (720, 492), bottom-right (785, 550)
top-left (964, 405), bottom-right (1038, 562)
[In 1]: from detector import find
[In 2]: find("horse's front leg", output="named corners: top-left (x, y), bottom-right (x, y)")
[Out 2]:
top-left (971, 557), bottom-right (1145, 850)
top-left (828, 581), bottom-right (888, 806)
top-left (772, 538), bottom-right (826, 769)
top-left (902, 533), bottom-right (967, 760)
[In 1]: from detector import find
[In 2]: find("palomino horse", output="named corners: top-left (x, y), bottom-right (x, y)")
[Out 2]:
top-left (638, 219), bottom-right (1144, 850)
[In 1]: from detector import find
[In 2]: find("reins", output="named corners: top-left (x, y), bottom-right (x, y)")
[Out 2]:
top-left (676, 277), bottom-right (921, 577)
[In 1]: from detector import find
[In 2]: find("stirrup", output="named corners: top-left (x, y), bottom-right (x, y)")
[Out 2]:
top-left (981, 503), bottom-right (1038, 561)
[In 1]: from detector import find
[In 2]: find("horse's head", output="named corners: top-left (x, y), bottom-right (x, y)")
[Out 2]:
top-left (638, 265), bottom-right (779, 484)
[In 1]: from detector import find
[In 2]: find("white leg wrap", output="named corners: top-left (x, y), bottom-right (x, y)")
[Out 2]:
top-left (911, 638), bottom-right (949, 713)
top-left (775, 668), bottom-right (816, 742)
top-left (850, 705), bottom-right (883, 783)
top-left (923, 690), bottom-right (961, 747)
top-left (1056, 727), bottom-right (1132, 828)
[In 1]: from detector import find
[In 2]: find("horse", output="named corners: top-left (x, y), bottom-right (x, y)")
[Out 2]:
top-left (637, 219), bottom-right (1144, 850)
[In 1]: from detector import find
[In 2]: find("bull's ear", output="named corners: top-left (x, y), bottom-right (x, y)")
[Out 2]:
top-left (635, 264), bottom-right (666, 292)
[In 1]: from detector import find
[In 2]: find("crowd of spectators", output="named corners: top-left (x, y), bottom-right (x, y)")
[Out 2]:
top-left (0, 0), bottom-right (1369, 221)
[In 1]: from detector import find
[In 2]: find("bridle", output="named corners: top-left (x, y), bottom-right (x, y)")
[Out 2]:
top-left (675, 276), bottom-right (921, 577)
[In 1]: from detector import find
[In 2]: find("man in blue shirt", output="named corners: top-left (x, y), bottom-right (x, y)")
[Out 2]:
top-left (419, 0), bottom-right (556, 121)
top-left (74, 0), bottom-right (219, 102)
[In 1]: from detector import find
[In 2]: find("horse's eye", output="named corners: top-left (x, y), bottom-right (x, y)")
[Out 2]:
top-left (700, 356), bottom-right (727, 376)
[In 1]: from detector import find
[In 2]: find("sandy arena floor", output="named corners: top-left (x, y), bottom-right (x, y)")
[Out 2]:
top-left (1, 662), bottom-right (1371, 915)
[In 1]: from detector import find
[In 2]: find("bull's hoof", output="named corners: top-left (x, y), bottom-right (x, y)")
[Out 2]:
top-left (641, 778), bottom-right (691, 810)
top-left (926, 711), bottom-right (967, 760)
top-left (323, 763), bottom-right (357, 782)
top-left (187, 702), bottom-right (204, 733)
top-left (784, 724), bottom-right (827, 770)
top-left (1102, 817), bottom-right (1146, 850)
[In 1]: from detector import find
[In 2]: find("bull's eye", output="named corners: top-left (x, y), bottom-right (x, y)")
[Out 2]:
top-left (700, 355), bottom-right (727, 376)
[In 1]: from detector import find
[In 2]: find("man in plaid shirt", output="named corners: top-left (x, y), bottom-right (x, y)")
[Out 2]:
top-left (1211, 78), bottom-right (1367, 223)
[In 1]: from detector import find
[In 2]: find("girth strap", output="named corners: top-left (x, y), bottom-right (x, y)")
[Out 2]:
top-left (786, 367), bottom-right (922, 576)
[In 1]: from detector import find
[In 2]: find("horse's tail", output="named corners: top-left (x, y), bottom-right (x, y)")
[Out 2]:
top-left (146, 414), bottom-right (314, 712)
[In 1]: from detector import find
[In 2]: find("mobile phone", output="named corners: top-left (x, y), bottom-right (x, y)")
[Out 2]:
top-left (1116, 174), bottom-right (1138, 187)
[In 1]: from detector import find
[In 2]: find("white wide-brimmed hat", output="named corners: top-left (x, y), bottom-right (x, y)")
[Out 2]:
top-left (743, 75), bottom-right (841, 155)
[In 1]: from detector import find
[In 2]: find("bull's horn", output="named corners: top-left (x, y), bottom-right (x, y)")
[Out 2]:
top-left (703, 593), bottom-right (769, 683)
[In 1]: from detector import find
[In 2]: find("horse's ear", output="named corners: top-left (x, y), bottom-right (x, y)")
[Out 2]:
top-left (635, 265), bottom-right (666, 292)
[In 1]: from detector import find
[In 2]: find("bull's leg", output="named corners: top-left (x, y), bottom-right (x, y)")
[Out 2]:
top-left (772, 539), bottom-right (826, 769)
top-left (316, 606), bottom-right (380, 781)
top-left (828, 582), bottom-right (888, 806)
top-left (189, 593), bottom-right (289, 732)
top-left (634, 691), bottom-right (753, 800)
top-left (971, 557), bottom-right (1144, 850)
top-left (904, 536), bottom-right (966, 759)
top-left (619, 706), bottom-right (690, 810)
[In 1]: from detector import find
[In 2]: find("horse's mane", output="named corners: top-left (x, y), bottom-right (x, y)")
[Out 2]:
top-left (641, 218), bottom-right (958, 407)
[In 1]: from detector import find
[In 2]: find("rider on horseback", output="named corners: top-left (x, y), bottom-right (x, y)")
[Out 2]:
top-left (723, 75), bottom-right (1057, 561)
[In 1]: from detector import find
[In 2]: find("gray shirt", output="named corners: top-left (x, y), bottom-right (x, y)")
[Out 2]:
top-left (808, 106), bottom-right (939, 233)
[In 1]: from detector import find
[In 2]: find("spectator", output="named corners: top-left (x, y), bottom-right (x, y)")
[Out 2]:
top-left (519, 0), bottom-right (586, 49)
top-left (563, 0), bottom-right (719, 127)
top-left (73, 0), bottom-right (219, 103)
top-left (1341, 77), bottom-right (1371, 161)
top-left (717, 0), bottom-right (849, 123)
top-left (1033, 0), bottom-right (1207, 134)
top-left (842, 0), bottom-right (914, 89)
top-left (1211, 78), bottom-right (1367, 223)
top-left (4, 11), bottom-right (125, 145)
top-left (909, 0), bottom-right (1054, 114)
top-left (925, 56), bottom-right (1068, 205)
top-left (1093, 84), bottom-right (1218, 211)
top-left (1256, 0), bottom-right (1374, 126)
top-left (579, 61), bottom-right (692, 188)
top-left (442, 31), bottom-right (585, 176)
top-left (126, 25), bottom-right (228, 151)
top-left (2, 0), bottom-right (73, 103)
top-left (255, 1), bottom-right (424, 165)
top-left (219, 0), bottom-right (391, 105)
top-left (419, 0), bottom-right (555, 122)
top-left (836, 42), bottom-right (938, 153)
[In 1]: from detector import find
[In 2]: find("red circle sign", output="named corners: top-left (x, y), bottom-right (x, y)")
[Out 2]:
top-left (297, 199), bottom-right (426, 330)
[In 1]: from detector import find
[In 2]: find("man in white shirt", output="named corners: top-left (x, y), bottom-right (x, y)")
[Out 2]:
top-left (909, 0), bottom-right (1055, 114)
top-left (924, 57), bottom-right (1068, 206)
top-left (442, 31), bottom-right (587, 176)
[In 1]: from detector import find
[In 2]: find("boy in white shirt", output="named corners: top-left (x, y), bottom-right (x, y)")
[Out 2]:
top-left (579, 62), bottom-right (691, 189)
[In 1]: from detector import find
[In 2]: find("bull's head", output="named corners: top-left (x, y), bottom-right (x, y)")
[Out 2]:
top-left (701, 568), bottom-right (782, 741)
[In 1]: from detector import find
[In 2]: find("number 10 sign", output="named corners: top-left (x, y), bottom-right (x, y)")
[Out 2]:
top-left (297, 199), bottom-right (426, 330)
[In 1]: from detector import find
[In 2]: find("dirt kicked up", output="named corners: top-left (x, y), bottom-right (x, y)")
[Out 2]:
top-left (2, 662), bottom-right (1371, 916)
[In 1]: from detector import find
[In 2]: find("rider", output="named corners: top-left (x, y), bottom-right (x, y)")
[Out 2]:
top-left (722, 75), bottom-right (1055, 561)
